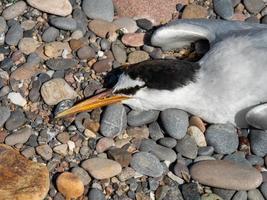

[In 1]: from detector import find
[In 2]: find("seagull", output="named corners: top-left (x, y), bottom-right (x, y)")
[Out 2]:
top-left (56, 19), bottom-right (267, 128)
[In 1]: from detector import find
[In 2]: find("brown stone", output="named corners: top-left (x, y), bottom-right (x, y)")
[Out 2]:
top-left (108, 148), bottom-right (132, 167)
top-left (96, 137), bottom-right (115, 153)
top-left (10, 63), bottom-right (45, 81)
top-left (44, 42), bottom-right (71, 58)
top-left (189, 116), bottom-right (206, 132)
top-left (69, 38), bottom-right (87, 51)
top-left (92, 58), bottom-right (113, 73)
top-left (182, 4), bottom-right (208, 19)
top-left (0, 144), bottom-right (49, 200)
top-left (88, 19), bottom-right (119, 38)
top-left (121, 33), bottom-right (145, 47)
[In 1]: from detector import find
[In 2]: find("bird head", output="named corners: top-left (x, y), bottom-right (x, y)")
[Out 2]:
top-left (55, 59), bottom-right (200, 118)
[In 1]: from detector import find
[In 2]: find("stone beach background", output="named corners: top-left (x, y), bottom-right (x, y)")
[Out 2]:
top-left (0, 0), bottom-right (267, 200)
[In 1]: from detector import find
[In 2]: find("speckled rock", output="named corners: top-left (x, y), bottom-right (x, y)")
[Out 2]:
top-left (128, 50), bottom-right (150, 64)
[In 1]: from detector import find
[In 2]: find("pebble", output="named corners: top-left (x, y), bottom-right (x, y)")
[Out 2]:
top-left (213, 0), bottom-right (234, 20)
top-left (187, 126), bottom-right (207, 147)
top-left (127, 110), bottom-right (159, 127)
top-left (248, 189), bottom-right (265, 200)
top-left (10, 63), bottom-right (43, 81)
top-left (26, 0), bottom-right (72, 16)
top-left (92, 58), bottom-right (113, 73)
top-left (113, 17), bottom-right (138, 33)
top-left (42, 27), bottom-right (59, 42)
top-left (224, 151), bottom-right (251, 166)
top-left (190, 160), bottom-right (263, 190)
top-left (212, 188), bottom-right (235, 200)
top-left (201, 193), bottom-right (223, 200)
top-left (5, 125), bottom-right (32, 146)
top-left (175, 135), bottom-right (198, 159)
top-left (247, 154), bottom-right (264, 166)
top-left (5, 110), bottom-right (26, 131)
top-left (96, 137), bottom-right (115, 153)
top-left (189, 116), bottom-right (206, 132)
top-left (131, 152), bottom-right (163, 177)
top-left (149, 122), bottom-right (164, 141)
top-left (36, 144), bottom-right (53, 161)
top-left (260, 182), bottom-right (267, 199)
top-left (71, 167), bottom-right (91, 185)
top-left (0, 106), bottom-right (10, 127)
top-left (46, 58), bottom-right (78, 71)
top-left (140, 139), bottom-right (177, 163)
top-left (41, 78), bottom-right (77, 105)
top-left (18, 38), bottom-right (41, 55)
top-left (243, 0), bottom-right (265, 14)
top-left (246, 104), bottom-right (267, 130)
top-left (111, 40), bottom-right (127, 63)
top-left (160, 109), bottom-right (189, 139)
top-left (5, 22), bottom-right (23, 46)
top-left (0, 17), bottom-right (7, 33)
top-left (205, 124), bottom-right (238, 154)
top-left (49, 17), bottom-right (77, 31)
top-left (88, 188), bottom-right (105, 200)
top-left (118, 167), bottom-right (135, 181)
top-left (21, 20), bottom-right (36, 31)
top-left (108, 148), bottom-right (132, 167)
top-left (182, 4), bottom-right (209, 19)
top-left (158, 137), bottom-right (177, 148)
top-left (122, 33), bottom-right (145, 47)
top-left (181, 183), bottom-right (201, 200)
top-left (249, 130), bottom-right (267, 157)
top-left (72, 8), bottom-right (88, 34)
top-left (44, 42), bottom-right (71, 58)
top-left (88, 19), bottom-right (118, 38)
top-left (136, 18), bottom-right (153, 31)
top-left (53, 144), bottom-right (68, 156)
top-left (82, 0), bottom-right (114, 22)
top-left (7, 92), bottom-right (27, 107)
top-left (100, 104), bottom-right (127, 137)
top-left (232, 191), bottom-right (247, 200)
top-left (2, 1), bottom-right (27, 20)
top-left (173, 160), bottom-right (189, 178)
top-left (82, 158), bottom-right (122, 179)
top-left (128, 50), bottom-right (150, 64)
top-left (77, 46), bottom-right (96, 60)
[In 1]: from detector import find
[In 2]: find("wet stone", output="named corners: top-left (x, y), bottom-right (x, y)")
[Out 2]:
top-left (42, 27), bottom-right (59, 42)
top-left (175, 135), bottom-right (198, 159)
top-left (127, 110), bottom-right (159, 127)
top-left (5, 110), bottom-right (26, 131)
top-left (46, 58), bottom-right (78, 71)
top-left (49, 17), bottom-right (77, 31)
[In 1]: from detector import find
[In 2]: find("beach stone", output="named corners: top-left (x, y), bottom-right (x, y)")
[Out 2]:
top-left (250, 130), bottom-right (267, 157)
top-left (201, 193), bottom-right (223, 200)
top-left (2, 1), bottom-right (27, 20)
top-left (113, 17), bottom-right (138, 33)
top-left (182, 4), bottom-right (208, 19)
top-left (224, 151), bottom-right (251, 166)
top-left (149, 122), bottom-right (164, 141)
top-left (127, 110), bottom-right (159, 127)
top-left (49, 17), bottom-right (77, 31)
top-left (53, 144), bottom-right (68, 156)
top-left (160, 109), bottom-right (189, 139)
top-left (18, 38), bottom-right (41, 55)
top-left (190, 160), bottom-right (263, 190)
top-left (173, 160), bottom-right (189, 178)
top-left (205, 124), bottom-right (238, 154)
top-left (92, 58), bottom-right (113, 73)
top-left (82, 0), bottom-right (114, 22)
top-left (246, 104), bottom-right (267, 130)
top-left (100, 104), bottom-right (127, 137)
top-left (0, 106), bottom-right (10, 127)
top-left (36, 144), bottom-right (53, 161)
top-left (88, 19), bottom-right (118, 38)
top-left (127, 126), bottom-right (149, 139)
top-left (46, 58), bottom-right (78, 71)
top-left (175, 135), bottom-right (198, 159)
top-left (243, 0), bottom-right (265, 14)
top-left (122, 33), bottom-right (145, 47)
top-left (82, 158), bottom-right (122, 179)
top-left (21, 20), bottom-right (36, 31)
top-left (213, 0), bottom-right (234, 20)
top-left (0, 144), bottom-right (49, 200)
top-left (108, 148), bottom-right (132, 167)
top-left (131, 152), bottom-right (163, 177)
top-left (96, 137), bottom-right (115, 153)
top-left (194, 156), bottom-right (216, 162)
top-left (26, 0), bottom-right (72, 16)
top-left (5, 22), bottom-right (23, 46)
top-left (158, 137), bottom-right (177, 148)
top-left (189, 116), bottom-right (206, 132)
top-left (181, 183), bottom-right (201, 200)
top-left (140, 139), bottom-right (177, 162)
top-left (5, 110), bottom-right (26, 131)
top-left (212, 188), bottom-right (235, 200)
top-left (136, 18), bottom-right (153, 30)
top-left (5, 126), bottom-right (32, 146)
top-left (44, 42), bottom-right (71, 58)
top-left (41, 78), bottom-right (77, 105)
top-left (10, 62), bottom-right (43, 81)
top-left (198, 146), bottom-right (214, 156)
top-left (88, 188), bottom-right (105, 200)
top-left (72, 8), bottom-right (88, 34)
top-left (187, 126), bottom-right (207, 147)
top-left (260, 183), bottom-right (267, 199)
top-left (0, 17), bottom-right (7, 33)
top-left (247, 154), bottom-right (264, 166)
top-left (42, 27), bottom-right (59, 42)
top-left (248, 189), bottom-right (265, 200)
top-left (77, 46), bottom-right (96, 60)
top-left (232, 191), bottom-right (247, 200)
top-left (71, 167), bottom-right (91, 186)
top-left (111, 40), bottom-right (127, 63)
top-left (118, 167), bottom-right (135, 181)
top-left (128, 50), bottom-right (149, 64)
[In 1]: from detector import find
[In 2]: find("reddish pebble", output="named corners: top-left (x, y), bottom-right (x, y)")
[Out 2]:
top-left (121, 33), bottom-right (145, 47)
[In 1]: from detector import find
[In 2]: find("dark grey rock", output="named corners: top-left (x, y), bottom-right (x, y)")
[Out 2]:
top-left (244, 0), bottom-right (265, 14)
top-left (246, 154), bottom-right (264, 166)
top-left (82, 0), bottom-right (114, 22)
top-left (42, 27), bottom-right (59, 42)
top-left (223, 151), bottom-right (251, 166)
top-left (248, 189), bottom-right (265, 200)
top-left (213, 0), bottom-right (234, 19)
top-left (83, 80), bottom-right (102, 98)
top-left (175, 135), bottom-right (198, 159)
top-left (111, 40), bottom-right (127, 64)
top-left (100, 104), bottom-right (127, 137)
top-left (88, 188), bottom-right (105, 200)
top-left (173, 160), bottom-right (189, 178)
top-left (27, 53), bottom-right (41, 65)
top-left (54, 100), bottom-right (74, 117)
top-left (38, 73), bottom-right (51, 83)
top-left (149, 122), bottom-right (164, 141)
top-left (5, 22), bottom-right (23, 45)
top-left (260, 183), bottom-right (267, 199)
top-left (50, 17), bottom-right (77, 31)
top-left (131, 152), bottom-right (163, 177)
top-left (0, 17), bottom-right (7, 33)
top-left (136, 18), bottom-right (153, 30)
top-left (160, 109), bottom-right (188, 139)
top-left (246, 104), bottom-right (267, 130)
top-left (73, 8), bottom-right (88, 34)
top-left (127, 110), bottom-right (159, 127)
top-left (158, 137), bottom-right (177, 148)
top-left (0, 106), bottom-right (10, 127)
top-left (232, 191), bottom-right (247, 200)
top-left (75, 112), bottom-right (90, 132)
top-left (181, 183), bottom-right (201, 200)
top-left (25, 134), bottom-right (38, 147)
top-left (213, 188), bottom-right (236, 200)
top-left (5, 125), bottom-right (32, 146)
top-left (250, 130), bottom-right (267, 157)
top-left (140, 139), bottom-right (177, 163)
top-left (148, 177), bottom-right (160, 191)
top-left (46, 59), bottom-right (78, 71)
top-left (205, 123), bottom-right (238, 154)
top-left (29, 79), bottom-right (41, 102)
top-left (5, 110), bottom-right (26, 131)
top-left (1, 58), bottom-right (14, 70)
top-left (197, 146), bottom-right (214, 156)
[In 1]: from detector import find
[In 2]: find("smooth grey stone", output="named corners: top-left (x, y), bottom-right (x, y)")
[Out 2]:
top-left (173, 160), bottom-right (189, 178)
top-left (246, 16), bottom-right (260, 24)
top-left (223, 151), bottom-right (251, 166)
top-left (164, 185), bottom-right (184, 200)
top-left (88, 188), bottom-right (105, 200)
top-left (5, 22), bottom-right (23, 45)
top-left (194, 156), bottom-right (216, 162)
top-left (53, 100), bottom-right (74, 118)
top-left (206, 123), bottom-right (238, 154)
top-left (231, 0), bottom-right (241, 7)
top-left (5, 126), bottom-right (32, 146)
top-left (261, 15), bottom-right (267, 24)
top-left (244, 0), bottom-right (265, 14)
top-left (5, 110), bottom-right (26, 131)
top-left (50, 17), bottom-right (77, 31)
top-left (247, 154), bottom-right (264, 166)
top-left (232, 191), bottom-right (247, 200)
top-left (1, 58), bottom-right (14, 70)
top-left (246, 104), bottom-right (267, 130)
top-left (111, 40), bottom-right (127, 64)
top-left (198, 146), bottom-right (214, 156)
top-left (140, 139), bottom-right (177, 163)
top-left (248, 189), bottom-right (265, 200)
top-left (42, 27), bottom-right (59, 42)
top-left (149, 122), bottom-right (164, 141)
top-left (29, 79), bottom-right (41, 102)
top-left (213, 0), bottom-right (234, 20)
top-left (175, 135), bottom-right (198, 159)
top-left (27, 53), bottom-right (41, 65)
top-left (128, 110), bottom-right (159, 127)
top-left (46, 59), bottom-right (78, 71)
top-left (100, 104), bottom-right (127, 137)
top-left (73, 8), bottom-right (88, 34)
top-left (0, 106), bottom-right (10, 127)
top-left (136, 18), bottom-right (153, 30)
top-left (0, 17), bottom-right (7, 33)
top-left (250, 130), bottom-right (267, 157)
top-left (160, 109), bottom-right (188, 139)
top-left (260, 182), bottom-right (267, 199)
top-left (158, 137), bottom-right (177, 148)
top-left (212, 188), bottom-right (236, 200)
top-left (130, 152), bottom-right (163, 177)
top-left (181, 183), bottom-right (201, 200)
top-left (82, 0), bottom-right (114, 22)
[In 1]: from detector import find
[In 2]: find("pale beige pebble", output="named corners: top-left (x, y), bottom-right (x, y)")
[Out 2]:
top-left (84, 129), bottom-right (97, 138)
top-left (41, 78), bottom-right (77, 105)
top-left (82, 158), bottom-right (122, 179)
top-left (53, 144), bottom-right (68, 156)
top-left (26, 0), bottom-right (72, 16)
top-left (21, 20), bottom-right (37, 30)
top-left (88, 19), bottom-right (119, 38)
top-left (7, 92), bottom-right (27, 107)
top-left (44, 42), bottom-right (72, 58)
top-left (182, 4), bottom-right (208, 19)
top-left (128, 50), bottom-right (150, 64)
top-left (96, 137), bottom-right (115, 153)
top-left (189, 116), bottom-right (206, 132)
top-left (121, 33), bottom-right (145, 47)
top-left (190, 160), bottom-right (263, 190)
top-left (187, 126), bottom-right (207, 147)
top-left (18, 38), bottom-right (41, 55)
top-left (2, 1), bottom-right (27, 20)
top-left (71, 30), bottom-right (84, 40)
top-left (56, 172), bottom-right (84, 200)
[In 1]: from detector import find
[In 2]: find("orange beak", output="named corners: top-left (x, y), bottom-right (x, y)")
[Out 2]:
top-left (55, 89), bottom-right (130, 118)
